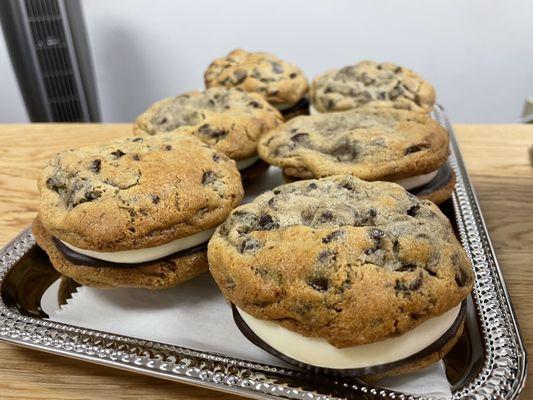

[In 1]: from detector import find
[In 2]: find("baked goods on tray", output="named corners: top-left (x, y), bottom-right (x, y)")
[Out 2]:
top-left (34, 134), bottom-right (243, 289)
top-left (258, 108), bottom-right (455, 204)
top-left (208, 176), bottom-right (473, 377)
top-left (204, 49), bottom-right (310, 119)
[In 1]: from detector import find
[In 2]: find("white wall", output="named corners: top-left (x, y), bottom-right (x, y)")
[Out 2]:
top-left (0, 28), bottom-right (29, 122)
top-left (1, 0), bottom-right (532, 123)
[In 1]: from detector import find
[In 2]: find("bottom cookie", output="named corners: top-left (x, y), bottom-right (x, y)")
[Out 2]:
top-left (32, 218), bottom-right (208, 290)
top-left (232, 301), bottom-right (466, 379)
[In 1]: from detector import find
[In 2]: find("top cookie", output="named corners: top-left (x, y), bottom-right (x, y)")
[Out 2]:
top-left (257, 108), bottom-right (449, 180)
top-left (39, 134), bottom-right (244, 252)
top-left (208, 175), bottom-right (473, 348)
top-left (310, 61), bottom-right (435, 113)
top-left (204, 49), bottom-right (309, 109)
top-left (134, 87), bottom-right (283, 160)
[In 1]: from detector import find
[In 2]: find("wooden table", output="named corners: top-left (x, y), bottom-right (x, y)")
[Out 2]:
top-left (0, 124), bottom-right (531, 399)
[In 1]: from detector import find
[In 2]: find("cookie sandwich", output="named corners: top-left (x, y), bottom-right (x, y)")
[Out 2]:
top-left (258, 108), bottom-right (455, 204)
top-left (208, 176), bottom-right (473, 377)
top-left (34, 134), bottom-right (244, 289)
top-left (310, 60), bottom-right (435, 114)
top-left (204, 49), bottom-right (309, 119)
top-left (134, 87), bottom-right (283, 174)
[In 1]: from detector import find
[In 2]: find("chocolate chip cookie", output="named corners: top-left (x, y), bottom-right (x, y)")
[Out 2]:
top-left (134, 87), bottom-right (283, 171)
top-left (204, 49), bottom-right (309, 117)
top-left (35, 134), bottom-right (244, 289)
top-left (257, 108), bottom-right (454, 204)
top-left (208, 176), bottom-right (473, 376)
top-left (310, 61), bottom-right (435, 113)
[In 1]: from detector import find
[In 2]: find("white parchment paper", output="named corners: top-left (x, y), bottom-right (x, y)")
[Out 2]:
top-left (48, 166), bottom-right (452, 397)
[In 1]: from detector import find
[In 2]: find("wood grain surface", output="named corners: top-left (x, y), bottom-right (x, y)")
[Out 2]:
top-left (0, 124), bottom-right (531, 399)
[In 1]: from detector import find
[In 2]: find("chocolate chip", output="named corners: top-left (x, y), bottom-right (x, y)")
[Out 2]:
top-left (248, 101), bottom-right (262, 109)
top-left (395, 273), bottom-right (423, 292)
top-left (289, 72), bottom-right (297, 79)
top-left (73, 189), bottom-right (102, 207)
top-left (316, 249), bottom-right (336, 265)
top-left (307, 276), bottom-right (329, 292)
top-left (397, 264), bottom-right (417, 272)
top-left (202, 170), bottom-right (217, 185)
top-left (377, 91), bottom-right (387, 100)
top-left (46, 176), bottom-right (64, 193)
top-left (258, 214), bottom-right (279, 230)
top-left (164, 145), bottom-right (172, 151)
top-left (389, 86), bottom-right (405, 100)
top-left (132, 154), bottom-right (141, 161)
top-left (156, 116), bottom-right (167, 125)
top-left (407, 204), bottom-right (420, 216)
top-left (322, 230), bottom-right (345, 244)
top-left (267, 197), bottom-right (277, 208)
top-left (394, 66), bottom-right (402, 73)
top-left (405, 145), bottom-right (424, 154)
top-left (198, 124), bottom-right (228, 141)
top-left (369, 229), bottom-right (385, 242)
top-left (131, 137), bottom-right (143, 142)
top-left (111, 149), bottom-right (126, 159)
top-left (290, 132), bottom-right (309, 143)
top-left (212, 153), bottom-right (221, 162)
top-left (318, 211), bottom-right (334, 223)
top-left (239, 238), bottom-right (262, 253)
top-left (233, 69), bottom-right (247, 84)
top-left (90, 159), bottom-right (101, 173)
top-left (272, 62), bottom-right (284, 74)
top-left (307, 182), bottom-right (318, 190)
top-left (151, 194), bottom-right (160, 204)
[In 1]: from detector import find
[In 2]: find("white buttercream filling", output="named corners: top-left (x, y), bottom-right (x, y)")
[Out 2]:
top-left (309, 104), bottom-right (320, 115)
top-left (237, 303), bottom-right (461, 369)
top-left (236, 155), bottom-right (260, 171)
top-left (60, 228), bottom-right (215, 264)
top-left (395, 170), bottom-right (439, 190)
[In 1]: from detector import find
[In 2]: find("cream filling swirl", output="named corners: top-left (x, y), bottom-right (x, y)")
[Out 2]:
top-left (60, 228), bottom-right (215, 264)
top-left (236, 304), bottom-right (461, 369)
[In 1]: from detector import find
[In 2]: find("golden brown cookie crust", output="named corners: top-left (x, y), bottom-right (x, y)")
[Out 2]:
top-left (418, 170), bottom-right (456, 205)
top-left (38, 134), bottom-right (244, 251)
top-left (363, 320), bottom-right (464, 381)
top-left (310, 60), bottom-right (435, 113)
top-left (258, 109), bottom-right (449, 181)
top-left (134, 87), bottom-right (283, 160)
top-left (33, 218), bottom-right (207, 289)
top-left (208, 176), bottom-right (473, 348)
top-left (204, 49), bottom-right (308, 107)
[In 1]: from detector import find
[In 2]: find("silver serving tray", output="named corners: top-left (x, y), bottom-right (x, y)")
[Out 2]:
top-left (0, 106), bottom-right (527, 399)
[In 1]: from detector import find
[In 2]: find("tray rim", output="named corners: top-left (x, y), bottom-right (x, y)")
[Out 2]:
top-left (0, 106), bottom-right (527, 400)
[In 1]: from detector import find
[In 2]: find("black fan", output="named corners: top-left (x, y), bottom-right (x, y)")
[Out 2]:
top-left (0, 0), bottom-right (100, 122)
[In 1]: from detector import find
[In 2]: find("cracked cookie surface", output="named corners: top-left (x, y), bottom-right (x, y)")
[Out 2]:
top-left (310, 61), bottom-right (435, 113)
top-left (204, 49), bottom-right (308, 108)
top-left (257, 109), bottom-right (449, 180)
top-left (208, 176), bottom-right (473, 348)
top-left (38, 134), bottom-right (244, 252)
top-left (134, 87), bottom-right (283, 160)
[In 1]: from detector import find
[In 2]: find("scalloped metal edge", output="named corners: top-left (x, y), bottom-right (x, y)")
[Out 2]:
top-left (0, 107), bottom-right (527, 400)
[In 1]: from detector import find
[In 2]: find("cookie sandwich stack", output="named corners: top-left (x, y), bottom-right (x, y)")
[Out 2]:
top-left (258, 107), bottom-right (455, 204)
top-left (134, 87), bottom-right (283, 175)
top-left (208, 176), bottom-right (474, 378)
top-left (34, 134), bottom-right (243, 289)
top-left (204, 49), bottom-right (310, 120)
top-left (309, 60), bottom-right (435, 114)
